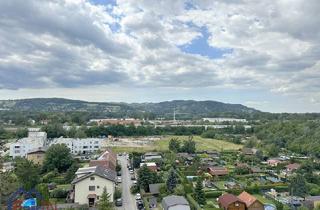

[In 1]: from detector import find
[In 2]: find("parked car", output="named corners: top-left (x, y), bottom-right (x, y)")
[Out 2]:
top-left (136, 200), bottom-right (144, 210)
top-left (117, 171), bottom-right (121, 176)
top-left (129, 169), bottom-right (134, 174)
top-left (135, 193), bottom-right (142, 200)
top-left (132, 180), bottom-right (137, 185)
top-left (131, 174), bottom-right (136, 180)
top-left (115, 198), bottom-right (123, 206)
top-left (117, 177), bottom-right (122, 183)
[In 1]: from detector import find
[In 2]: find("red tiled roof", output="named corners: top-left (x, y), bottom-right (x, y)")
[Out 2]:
top-left (218, 193), bottom-right (243, 209)
top-left (286, 163), bottom-right (301, 170)
top-left (208, 167), bottom-right (228, 176)
top-left (238, 191), bottom-right (258, 207)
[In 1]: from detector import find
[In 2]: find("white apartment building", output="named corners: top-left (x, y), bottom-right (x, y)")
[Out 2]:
top-left (9, 128), bottom-right (47, 158)
top-left (202, 118), bottom-right (247, 123)
top-left (50, 137), bottom-right (104, 155)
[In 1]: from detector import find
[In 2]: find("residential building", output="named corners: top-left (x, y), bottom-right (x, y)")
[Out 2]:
top-left (50, 137), bottom-right (104, 155)
top-left (285, 163), bottom-right (301, 173)
top-left (238, 191), bottom-right (264, 210)
top-left (162, 195), bottom-right (190, 210)
top-left (303, 196), bottom-right (320, 209)
top-left (9, 129), bottom-right (47, 158)
top-left (208, 167), bottom-right (228, 176)
top-left (89, 149), bottom-right (117, 171)
top-left (242, 148), bottom-right (259, 156)
top-left (1, 161), bottom-right (14, 172)
top-left (218, 193), bottom-right (246, 210)
top-left (202, 118), bottom-right (247, 123)
top-left (72, 166), bottom-right (116, 207)
top-left (140, 162), bottom-right (157, 172)
top-left (149, 183), bottom-right (161, 196)
top-left (267, 159), bottom-right (282, 167)
top-left (142, 152), bottom-right (162, 162)
top-left (89, 118), bottom-right (141, 126)
top-left (26, 147), bottom-right (46, 165)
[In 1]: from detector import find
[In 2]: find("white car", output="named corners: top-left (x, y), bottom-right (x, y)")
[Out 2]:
top-left (117, 177), bottom-right (122, 183)
top-left (135, 193), bottom-right (141, 200)
top-left (129, 169), bottom-right (134, 174)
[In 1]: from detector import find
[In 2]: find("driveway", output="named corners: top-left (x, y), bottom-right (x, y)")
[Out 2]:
top-left (116, 155), bottom-right (137, 210)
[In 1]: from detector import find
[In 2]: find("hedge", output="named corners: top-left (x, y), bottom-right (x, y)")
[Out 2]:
top-left (205, 191), bottom-right (223, 199)
top-left (186, 193), bottom-right (202, 210)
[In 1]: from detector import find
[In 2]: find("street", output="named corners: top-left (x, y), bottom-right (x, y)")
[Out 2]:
top-left (116, 155), bottom-right (137, 210)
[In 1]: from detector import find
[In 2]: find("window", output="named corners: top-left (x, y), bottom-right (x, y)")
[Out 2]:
top-left (89, 186), bottom-right (95, 191)
top-left (83, 146), bottom-right (88, 149)
top-left (90, 177), bottom-right (95, 181)
top-left (97, 186), bottom-right (100, 189)
top-left (94, 146), bottom-right (99, 148)
top-left (14, 146), bottom-right (20, 148)
top-left (97, 196), bottom-right (100, 200)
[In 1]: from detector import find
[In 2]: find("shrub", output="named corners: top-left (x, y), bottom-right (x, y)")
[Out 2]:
top-left (130, 185), bottom-right (139, 194)
top-left (50, 188), bottom-right (68, 199)
top-left (205, 191), bottom-right (223, 198)
top-left (114, 188), bottom-right (122, 200)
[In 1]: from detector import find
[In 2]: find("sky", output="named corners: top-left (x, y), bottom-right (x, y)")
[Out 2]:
top-left (0, 0), bottom-right (320, 113)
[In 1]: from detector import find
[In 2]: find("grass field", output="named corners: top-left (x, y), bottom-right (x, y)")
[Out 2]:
top-left (110, 135), bottom-right (242, 152)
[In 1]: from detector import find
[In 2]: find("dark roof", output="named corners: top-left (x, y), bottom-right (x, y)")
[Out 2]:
top-left (149, 184), bottom-right (161, 194)
top-left (219, 193), bottom-right (244, 209)
top-left (162, 195), bottom-right (189, 210)
top-left (305, 196), bottom-right (320, 201)
top-left (27, 147), bottom-right (47, 155)
top-left (71, 166), bottom-right (116, 184)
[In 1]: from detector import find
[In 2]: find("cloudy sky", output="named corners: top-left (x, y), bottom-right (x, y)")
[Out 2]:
top-left (0, 0), bottom-right (320, 112)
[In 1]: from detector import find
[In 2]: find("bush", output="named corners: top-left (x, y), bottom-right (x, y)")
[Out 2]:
top-left (50, 188), bottom-right (68, 199)
top-left (114, 188), bottom-right (122, 200)
top-left (206, 201), bottom-right (215, 208)
top-left (130, 185), bottom-right (139, 194)
top-left (183, 183), bottom-right (193, 194)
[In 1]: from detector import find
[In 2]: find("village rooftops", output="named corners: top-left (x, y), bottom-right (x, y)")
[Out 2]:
top-left (208, 167), bottom-right (228, 176)
top-left (285, 163), bottom-right (301, 171)
top-left (26, 147), bottom-right (47, 155)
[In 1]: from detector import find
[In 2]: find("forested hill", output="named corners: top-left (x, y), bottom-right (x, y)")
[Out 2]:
top-left (0, 98), bottom-right (259, 119)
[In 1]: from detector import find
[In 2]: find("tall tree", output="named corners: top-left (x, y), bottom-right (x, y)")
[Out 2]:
top-left (169, 138), bottom-right (180, 152)
top-left (98, 187), bottom-right (114, 210)
top-left (194, 178), bottom-right (206, 205)
top-left (15, 158), bottom-right (40, 190)
top-left (138, 165), bottom-right (160, 192)
top-left (43, 144), bottom-right (73, 172)
top-left (181, 136), bottom-right (196, 154)
top-left (166, 168), bottom-right (177, 192)
top-left (289, 174), bottom-right (308, 197)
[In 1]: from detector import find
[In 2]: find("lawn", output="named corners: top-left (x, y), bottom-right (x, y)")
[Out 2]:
top-left (253, 194), bottom-right (275, 205)
top-left (110, 135), bottom-right (242, 153)
top-left (155, 136), bottom-right (242, 152)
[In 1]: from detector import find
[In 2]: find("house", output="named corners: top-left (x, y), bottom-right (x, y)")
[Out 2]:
top-left (89, 118), bottom-right (141, 126)
top-left (208, 167), bottom-right (228, 176)
top-left (225, 182), bottom-right (241, 189)
top-left (162, 195), bottom-right (190, 210)
top-left (26, 147), bottom-right (46, 165)
top-left (303, 196), bottom-right (320, 209)
top-left (242, 148), bottom-right (259, 156)
top-left (9, 129), bottom-right (47, 158)
top-left (238, 191), bottom-right (264, 210)
top-left (218, 193), bottom-right (246, 210)
top-left (1, 161), bottom-right (14, 172)
top-left (140, 162), bottom-right (157, 172)
top-left (89, 149), bottom-right (117, 171)
top-left (143, 152), bottom-right (162, 162)
top-left (267, 159), bottom-right (282, 167)
top-left (285, 163), bottom-right (301, 172)
top-left (72, 166), bottom-right (116, 207)
top-left (250, 167), bottom-right (263, 174)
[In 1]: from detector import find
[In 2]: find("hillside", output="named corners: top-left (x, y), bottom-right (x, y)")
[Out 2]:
top-left (0, 98), bottom-right (259, 119)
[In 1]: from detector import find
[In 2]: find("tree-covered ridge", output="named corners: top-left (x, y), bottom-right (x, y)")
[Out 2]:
top-left (255, 120), bottom-right (320, 156)
top-left (0, 98), bottom-right (259, 118)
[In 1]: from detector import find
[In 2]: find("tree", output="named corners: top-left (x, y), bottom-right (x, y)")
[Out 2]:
top-left (15, 158), bottom-right (40, 190)
top-left (169, 138), bottom-right (180, 152)
top-left (194, 178), bottom-right (206, 205)
top-left (289, 174), bottom-right (308, 197)
top-left (65, 162), bottom-right (80, 183)
top-left (181, 136), bottom-right (196, 154)
top-left (43, 144), bottom-right (73, 172)
top-left (166, 168), bottom-right (177, 192)
top-left (36, 183), bottom-right (50, 202)
top-left (138, 165), bottom-right (160, 192)
top-left (98, 187), bottom-right (114, 210)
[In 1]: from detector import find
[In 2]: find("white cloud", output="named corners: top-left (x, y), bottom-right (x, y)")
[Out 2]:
top-left (0, 0), bottom-right (320, 111)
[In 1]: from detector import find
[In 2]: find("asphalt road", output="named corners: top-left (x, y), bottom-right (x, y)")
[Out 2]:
top-left (116, 155), bottom-right (137, 210)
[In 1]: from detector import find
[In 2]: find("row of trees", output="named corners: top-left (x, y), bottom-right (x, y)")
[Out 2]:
top-left (169, 137), bottom-right (196, 154)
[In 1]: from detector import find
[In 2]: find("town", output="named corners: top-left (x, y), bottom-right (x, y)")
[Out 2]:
top-left (1, 116), bottom-right (320, 210)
